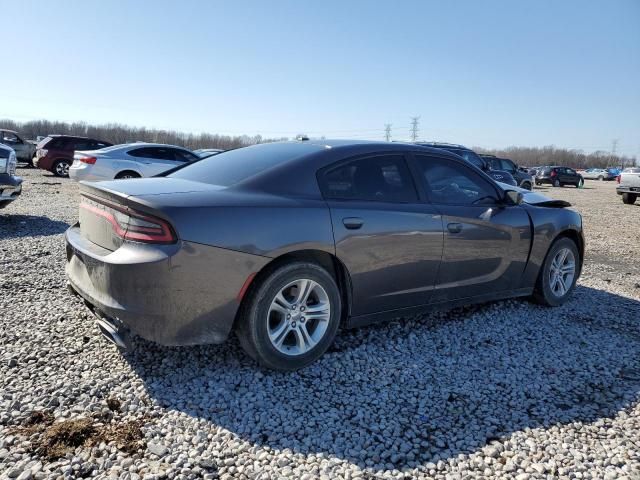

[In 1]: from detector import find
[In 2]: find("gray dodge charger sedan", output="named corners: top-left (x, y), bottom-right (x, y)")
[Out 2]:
top-left (66, 140), bottom-right (584, 370)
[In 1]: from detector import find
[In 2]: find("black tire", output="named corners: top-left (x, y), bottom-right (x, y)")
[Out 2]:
top-left (115, 171), bottom-right (141, 179)
top-left (576, 178), bottom-right (584, 188)
top-left (622, 193), bottom-right (637, 205)
top-left (521, 182), bottom-right (532, 191)
top-left (553, 179), bottom-right (561, 187)
top-left (236, 262), bottom-right (342, 371)
top-left (533, 237), bottom-right (580, 307)
top-left (52, 159), bottom-right (71, 177)
top-left (598, 175), bottom-right (604, 181)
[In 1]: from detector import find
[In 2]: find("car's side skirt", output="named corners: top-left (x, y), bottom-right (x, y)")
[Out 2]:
top-left (345, 287), bottom-right (534, 329)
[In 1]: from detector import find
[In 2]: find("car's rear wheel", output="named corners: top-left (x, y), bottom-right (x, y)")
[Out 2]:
top-left (236, 262), bottom-right (342, 371)
top-left (598, 175), bottom-right (604, 181)
top-left (622, 193), bottom-right (637, 205)
top-left (553, 179), bottom-right (561, 187)
top-left (521, 181), bottom-right (532, 190)
top-left (53, 159), bottom-right (71, 177)
top-left (533, 237), bottom-right (579, 307)
top-left (115, 171), bottom-right (141, 179)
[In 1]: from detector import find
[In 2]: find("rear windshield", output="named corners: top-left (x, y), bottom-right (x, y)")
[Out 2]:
top-left (167, 142), bottom-right (322, 186)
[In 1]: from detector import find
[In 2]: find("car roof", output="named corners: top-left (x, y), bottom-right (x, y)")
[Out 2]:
top-left (0, 129), bottom-right (18, 134)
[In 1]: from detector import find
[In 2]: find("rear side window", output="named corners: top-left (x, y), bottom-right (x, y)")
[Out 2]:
top-left (414, 155), bottom-right (499, 206)
top-left (129, 147), bottom-right (176, 160)
top-left (47, 137), bottom-right (70, 149)
top-left (168, 142), bottom-right (323, 186)
top-left (320, 154), bottom-right (418, 203)
top-left (172, 149), bottom-right (199, 162)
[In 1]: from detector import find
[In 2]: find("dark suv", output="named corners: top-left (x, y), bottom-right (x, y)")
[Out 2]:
top-left (416, 142), bottom-right (517, 186)
top-left (480, 154), bottom-right (533, 190)
top-left (34, 135), bottom-right (113, 177)
top-left (535, 166), bottom-right (584, 188)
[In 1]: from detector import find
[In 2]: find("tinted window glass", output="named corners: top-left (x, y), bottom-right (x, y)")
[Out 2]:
top-left (169, 142), bottom-right (323, 186)
top-left (173, 149), bottom-right (199, 162)
top-left (321, 155), bottom-right (417, 203)
top-left (73, 139), bottom-right (94, 150)
top-left (566, 168), bottom-right (576, 175)
top-left (500, 159), bottom-right (516, 172)
top-left (415, 156), bottom-right (499, 206)
top-left (449, 148), bottom-right (485, 170)
top-left (48, 137), bottom-right (70, 149)
top-left (2, 132), bottom-right (19, 143)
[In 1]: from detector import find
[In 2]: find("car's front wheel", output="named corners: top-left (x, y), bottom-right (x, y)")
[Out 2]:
top-left (53, 159), bottom-right (71, 177)
top-left (237, 262), bottom-right (342, 371)
top-left (533, 237), bottom-right (579, 306)
top-left (553, 179), bottom-right (561, 187)
top-left (622, 193), bottom-right (637, 205)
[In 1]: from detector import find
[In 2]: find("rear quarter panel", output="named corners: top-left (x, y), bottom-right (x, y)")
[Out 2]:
top-left (147, 196), bottom-right (336, 258)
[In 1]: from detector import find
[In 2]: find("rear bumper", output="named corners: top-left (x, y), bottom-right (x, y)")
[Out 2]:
top-left (69, 164), bottom-right (105, 182)
top-left (617, 186), bottom-right (640, 195)
top-left (0, 174), bottom-right (22, 209)
top-left (65, 224), bottom-right (269, 346)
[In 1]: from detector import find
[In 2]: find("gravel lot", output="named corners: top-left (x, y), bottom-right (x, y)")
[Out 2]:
top-left (1, 169), bottom-right (639, 480)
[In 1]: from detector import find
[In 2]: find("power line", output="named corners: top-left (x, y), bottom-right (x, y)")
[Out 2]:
top-left (409, 116), bottom-right (420, 142)
top-left (384, 124), bottom-right (392, 142)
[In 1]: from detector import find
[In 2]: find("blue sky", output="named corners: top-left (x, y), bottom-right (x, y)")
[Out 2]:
top-left (1, 0), bottom-right (639, 155)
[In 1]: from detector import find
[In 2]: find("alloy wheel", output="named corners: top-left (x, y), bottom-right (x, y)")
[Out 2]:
top-left (56, 161), bottom-right (70, 176)
top-left (267, 279), bottom-right (331, 356)
top-left (548, 247), bottom-right (576, 297)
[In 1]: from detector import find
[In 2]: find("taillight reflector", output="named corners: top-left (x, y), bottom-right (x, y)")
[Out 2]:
top-left (550, 170), bottom-right (557, 177)
top-left (80, 156), bottom-right (97, 165)
top-left (80, 195), bottom-right (176, 244)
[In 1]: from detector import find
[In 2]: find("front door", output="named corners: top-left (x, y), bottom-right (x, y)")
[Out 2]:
top-left (320, 153), bottom-right (444, 316)
top-left (411, 154), bottom-right (532, 301)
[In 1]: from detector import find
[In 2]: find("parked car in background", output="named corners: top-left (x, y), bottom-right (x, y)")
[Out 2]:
top-left (480, 154), bottom-right (533, 190)
top-left (415, 142), bottom-right (518, 186)
top-left (34, 135), bottom-right (113, 177)
top-left (69, 143), bottom-right (200, 182)
top-left (195, 148), bottom-right (224, 158)
top-left (66, 140), bottom-right (584, 370)
top-left (535, 166), bottom-right (584, 188)
top-left (616, 167), bottom-right (640, 205)
top-left (0, 129), bottom-right (37, 165)
top-left (582, 168), bottom-right (616, 181)
top-left (0, 144), bottom-right (22, 210)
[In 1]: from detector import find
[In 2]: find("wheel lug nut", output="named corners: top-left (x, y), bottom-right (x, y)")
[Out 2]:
top-left (301, 317), bottom-right (305, 322)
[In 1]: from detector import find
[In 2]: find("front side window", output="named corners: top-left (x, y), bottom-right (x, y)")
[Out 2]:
top-left (500, 159), bottom-right (516, 172)
top-left (2, 132), bottom-right (19, 144)
top-left (321, 154), bottom-right (417, 203)
top-left (414, 155), bottom-right (500, 206)
top-left (173, 149), bottom-right (199, 162)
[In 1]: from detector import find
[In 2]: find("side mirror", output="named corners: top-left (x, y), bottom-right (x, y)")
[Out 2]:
top-left (504, 190), bottom-right (524, 205)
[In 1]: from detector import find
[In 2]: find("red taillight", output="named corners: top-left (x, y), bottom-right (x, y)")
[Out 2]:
top-left (80, 195), bottom-right (176, 244)
top-left (80, 156), bottom-right (97, 165)
top-left (550, 170), bottom-right (557, 177)
top-left (617, 175), bottom-right (621, 184)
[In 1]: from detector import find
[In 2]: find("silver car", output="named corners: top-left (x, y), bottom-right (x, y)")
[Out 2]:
top-left (69, 143), bottom-right (200, 182)
top-left (582, 168), bottom-right (616, 181)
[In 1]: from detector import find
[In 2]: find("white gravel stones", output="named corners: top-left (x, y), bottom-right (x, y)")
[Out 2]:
top-left (1, 171), bottom-right (640, 479)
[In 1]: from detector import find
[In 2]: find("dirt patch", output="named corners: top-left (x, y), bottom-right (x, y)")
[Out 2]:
top-left (10, 410), bottom-right (147, 460)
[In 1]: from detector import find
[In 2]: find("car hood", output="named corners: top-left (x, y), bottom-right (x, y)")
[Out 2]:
top-left (496, 182), bottom-right (571, 208)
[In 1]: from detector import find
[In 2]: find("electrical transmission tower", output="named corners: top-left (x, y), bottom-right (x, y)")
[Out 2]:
top-left (611, 139), bottom-right (619, 167)
top-left (384, 124), bottom-right (392, 142)
top-left (410, 116), bottom-right (420, 142)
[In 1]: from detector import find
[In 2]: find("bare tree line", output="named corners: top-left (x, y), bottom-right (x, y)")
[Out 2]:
top-left (0, 119), bottom-right (287, 150)
top-left (476, 145), bottom-right (637, 170)
top-left (2, 118), bottom-right (635, 169)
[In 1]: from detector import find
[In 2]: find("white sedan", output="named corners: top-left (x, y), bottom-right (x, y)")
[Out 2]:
top-left (69, 143), bottom-right (200, 182)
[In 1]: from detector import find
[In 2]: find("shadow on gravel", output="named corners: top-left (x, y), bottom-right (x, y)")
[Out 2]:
top-left (0, 215), bottom-right (69, 239)
top-left (124, 285), bottom-right (640, 473)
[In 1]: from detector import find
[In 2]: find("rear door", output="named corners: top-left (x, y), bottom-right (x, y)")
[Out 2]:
top-left (410, 154), bottom-right (531, 301)
top-left (320, 153), bottom-right (444, 315)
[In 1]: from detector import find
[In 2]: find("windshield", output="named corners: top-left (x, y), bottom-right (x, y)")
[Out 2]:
top-left (168, 142), bottom-right (322, 187)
